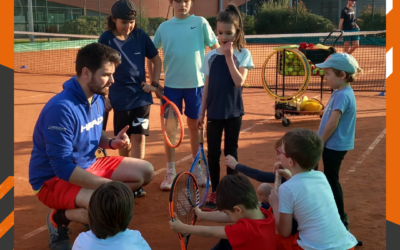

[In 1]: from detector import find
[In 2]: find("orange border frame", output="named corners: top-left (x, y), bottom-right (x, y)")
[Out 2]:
top-left (387, 1), bottom-right (397, 226)
top-left (2, 0), bottom-right (396, 249)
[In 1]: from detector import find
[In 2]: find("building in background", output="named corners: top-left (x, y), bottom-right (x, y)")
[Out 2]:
top-left (14, 0), bottom-right (386, 33)
top-left (14, 0), bottom-right (255, 32)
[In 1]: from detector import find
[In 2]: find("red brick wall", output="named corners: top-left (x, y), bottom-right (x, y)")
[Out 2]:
top-left (48, 0), bottom-right (253, 18)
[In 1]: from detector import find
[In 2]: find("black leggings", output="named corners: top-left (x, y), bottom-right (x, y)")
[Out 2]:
top-left (211, 239), bottom-right (232, 250)
top-left (323, 147), bottom-right (347, 221)
top-left (207, 116), bottom-right (242, 192)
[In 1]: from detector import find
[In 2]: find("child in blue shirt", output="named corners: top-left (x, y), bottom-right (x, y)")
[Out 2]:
top-left (98, 0), bottom-right (162, 169)
top-left (316, 53), bottom-right (362, 229)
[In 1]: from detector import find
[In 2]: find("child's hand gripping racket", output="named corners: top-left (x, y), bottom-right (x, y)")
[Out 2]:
top-left (150, 82), bottom-right (184, 148)
top-left (169, 171), bottom-right (199, 250)
top-left (189, 128), bottom-right (210, 207)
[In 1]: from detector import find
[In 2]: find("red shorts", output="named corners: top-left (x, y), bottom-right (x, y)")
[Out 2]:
top-left (276, 233), bottom-right (355, 250)
top-left (36, 156), bottom-right (124, 210)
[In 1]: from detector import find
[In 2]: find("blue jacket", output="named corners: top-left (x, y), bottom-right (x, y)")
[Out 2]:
top-left (29, 77), bottom-right (105, 191)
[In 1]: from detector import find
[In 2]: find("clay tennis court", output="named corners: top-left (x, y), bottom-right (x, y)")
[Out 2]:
top-left (14, 64), bottom-right (386, 249)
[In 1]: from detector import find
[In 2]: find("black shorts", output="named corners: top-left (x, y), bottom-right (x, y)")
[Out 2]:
top-left (113, 105), bottom-right (150, 136)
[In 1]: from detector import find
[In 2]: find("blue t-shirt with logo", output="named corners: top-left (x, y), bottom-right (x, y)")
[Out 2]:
top-left (98, 29), bottom-right (158, 111)
top-left (318, 86), bottom-right (356, 151)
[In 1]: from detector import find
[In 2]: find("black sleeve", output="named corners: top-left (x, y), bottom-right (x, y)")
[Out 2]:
top-left (236, 164), bottom-right (273, 183)
top-left (340, 9), bottom-right (346, 19)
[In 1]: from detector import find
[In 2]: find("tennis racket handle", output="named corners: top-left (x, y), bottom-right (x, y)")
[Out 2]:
top-left (274, 171), bottom-right (282, 194)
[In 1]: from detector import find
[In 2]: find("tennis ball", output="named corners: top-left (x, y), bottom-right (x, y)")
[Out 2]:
top-left (288, 67), bottom-right (294, 72)
top-left (245, 84), bottom-right (250, 88)
top-left (285, 58), bottom-right (290, 63)
top-left (292, 71), bottom-right (298, 76)
top-left (312, 68), bottom-right (319, 75)
top-left (319, 69), bottom-right (325, 76)
top-left (294, 66), bottom-right (300, 72)
top-left (284, 70), bottom-right (289, 75)
top-left (293, 60), bottom-right (300, 66)
top-left (288, 54), bottom-right (294, 59)
top-left (285, 66), bottom-right (289, 70)
top-left (299, 70), bottom-right (305, 76)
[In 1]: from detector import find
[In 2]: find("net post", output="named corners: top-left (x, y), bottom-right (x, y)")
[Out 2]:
top-left (372, 0), bottom-right (375, 31)
top-left (28, 0), bottom-right (34, 42)
top-left (98, 0), bottom-right (101, 35)
top-left (45, 0), bottom-right (49, 33)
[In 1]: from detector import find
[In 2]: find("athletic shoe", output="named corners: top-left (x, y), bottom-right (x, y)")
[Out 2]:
top-left (160, 169), bottom-right (176, 191)
top-left (46, 209), bottom-right (72, 250)
top-left (133, 187), bottom-right (147, 198)
top-left (192, 164), bottom-right (207, 187)
top-left (203, 192), bottom-right (217, 211)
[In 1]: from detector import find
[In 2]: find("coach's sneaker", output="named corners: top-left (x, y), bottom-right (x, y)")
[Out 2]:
top-left (160, 169), bottom-right (176, 191)
top-left (133, 187), bottom-right (147, 198)
top-left (193, 163), bottom-right (207, 187)
top-left (46, 209), bottom-right (72, 250)
top-left (203, 192), bottom-right (217, 211)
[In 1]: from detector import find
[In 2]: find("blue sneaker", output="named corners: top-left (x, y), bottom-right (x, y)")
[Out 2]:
top-left (46, 210), bottom-right (72, 250)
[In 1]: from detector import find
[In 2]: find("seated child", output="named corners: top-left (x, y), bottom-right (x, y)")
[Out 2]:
top-left (268, 128), bottom-right (357, 250)
top-left (169, 174), bottom-right (276, 250)
top-left (72, 181), bottom-right (151, 250)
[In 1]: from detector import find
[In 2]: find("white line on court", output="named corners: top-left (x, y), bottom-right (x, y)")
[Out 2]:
top-left (18, 116), bottom-right (275, 241)
top-left (341, 128), bottom-right (386, 185)
top-left (15, 176), bottom-right (29, 182)
top-left (15, 93), bottom-right (56, 101)
top-left (20, 225), bottom-right (47, 241)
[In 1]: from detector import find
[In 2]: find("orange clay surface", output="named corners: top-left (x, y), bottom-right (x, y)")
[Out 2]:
top-left (14, 73), bottom-right (385, 249)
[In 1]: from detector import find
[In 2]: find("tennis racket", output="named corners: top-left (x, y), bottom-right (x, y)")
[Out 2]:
top-left (169, 171), bottom-right (199, 250)
top-left (151, 82), bottom-right (184, 148)
top-left (95, 111), bottom-right (109, 158)
top-left (274, 171), bottom-right (282, 194)
top-left (189, 128), bottom-right (210, 207)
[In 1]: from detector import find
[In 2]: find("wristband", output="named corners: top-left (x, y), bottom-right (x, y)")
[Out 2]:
top-left (151, 81), bottom-right (160, 88)
top-left (109, 138), bottom-right (116, 149)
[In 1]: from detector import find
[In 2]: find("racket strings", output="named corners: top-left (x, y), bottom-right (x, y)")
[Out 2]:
top-left (164, 104), bottom-right (181, 146)
top-left (173, 176), bottom-right (197, 225)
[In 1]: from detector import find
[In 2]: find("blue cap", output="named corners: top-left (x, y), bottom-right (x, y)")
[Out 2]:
top-left (315, 53), bottom-right (359, 74)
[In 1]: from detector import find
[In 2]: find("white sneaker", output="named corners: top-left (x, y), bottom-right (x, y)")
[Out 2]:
top-left (193, 164), bottom-right (207, 187)
top-left (160, 169), bottom-right (176, 191)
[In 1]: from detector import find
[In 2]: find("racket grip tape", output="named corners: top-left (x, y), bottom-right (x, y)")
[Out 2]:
top-left (102, 111), bottom-right (109, 131)
top-left (274, 171), bottom-right (282, 194)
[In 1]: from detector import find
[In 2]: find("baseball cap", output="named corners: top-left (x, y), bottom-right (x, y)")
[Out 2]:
top-left (315, 53), bottom-right (359, 74)
top-left (111, 0), bottom-right (137, 20)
